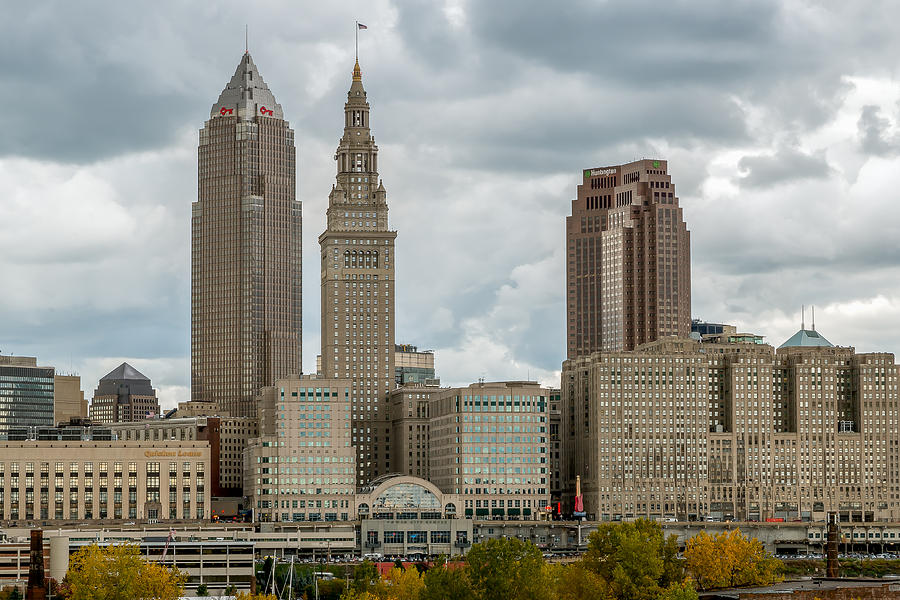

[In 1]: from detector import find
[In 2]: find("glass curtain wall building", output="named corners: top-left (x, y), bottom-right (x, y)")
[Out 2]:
top-left (0, 356), bottom-right (54, 437)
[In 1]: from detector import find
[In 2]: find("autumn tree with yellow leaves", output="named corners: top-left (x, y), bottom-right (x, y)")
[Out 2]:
top-left (340, 566), bottom-right (425, 600)
top-left (684, 529), bottom-right (781, 590)
top-left (64, 543), bottom-right (186, 600)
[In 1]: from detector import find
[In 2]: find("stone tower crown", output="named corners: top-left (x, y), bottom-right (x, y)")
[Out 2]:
top-left (209, 52), bottom-right (284, 121)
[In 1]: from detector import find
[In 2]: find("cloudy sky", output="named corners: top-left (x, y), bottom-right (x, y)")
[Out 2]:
top-left (2, 0), bottom-right (899, 408)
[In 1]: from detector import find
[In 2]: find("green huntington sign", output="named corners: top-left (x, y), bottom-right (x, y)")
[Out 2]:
top-left (653, 160), bottom-right (661, 168)
top-left (583, 169), bottom-right (591, 179)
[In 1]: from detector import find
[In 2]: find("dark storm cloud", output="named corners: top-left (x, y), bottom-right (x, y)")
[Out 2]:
top-left (0, 4), bottom-right (205, 162)
top-left (467, 0), bottom-right (780, 84)
top-left (737, 146), bottom-right (832, 189)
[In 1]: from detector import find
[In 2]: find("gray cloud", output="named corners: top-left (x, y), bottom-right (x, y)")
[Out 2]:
top-left (737, 145), bottom-right (833, 188)
top-left (2, 0), bottom-right (900, 400)
top-left (858, 105), bottom-right (899, 156)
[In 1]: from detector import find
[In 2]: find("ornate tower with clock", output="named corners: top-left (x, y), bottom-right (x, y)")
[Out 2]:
top-left (319, 61), bottom-right (397, 484)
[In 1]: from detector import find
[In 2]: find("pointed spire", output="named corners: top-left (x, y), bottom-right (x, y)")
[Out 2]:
top-left (353, 60), bottom-right (362, 82)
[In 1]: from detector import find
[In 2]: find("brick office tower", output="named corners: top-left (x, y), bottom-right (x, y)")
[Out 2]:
top-left (320, 61), bottom-right (397, 484)
top-left (192, 52), bottom-right (301, 417)
top-left (566, 159), bottom-right (690, 356)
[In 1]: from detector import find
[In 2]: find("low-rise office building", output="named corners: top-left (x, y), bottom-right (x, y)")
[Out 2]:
top-left (54, 374), bottom-right (87, 425)
top-left (89, 363), bottom-right (160, 424)
top-left (429, 381), bottom-right (551, 520)
top-left (110, 414), bottom-right (258, 497)
top-left (0, 439), bottom-right (210, 524)
top-left (562, 331), bottom-right (900, 523)
top-left (394, 344), bottom-right (437, 386)
top-left (0, 356), bottom-right (55, 436)
top-left (389, 383), bottom-right (440, 480)
top-left (245, 375), bottom-right (356, 523)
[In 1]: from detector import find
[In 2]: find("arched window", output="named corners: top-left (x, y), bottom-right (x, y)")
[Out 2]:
top-left (344, 251), bottom-right (351, 268)
top-left (372, 251), bottom-right (378, 268)
top-left (373, 483), bottom-right (440, 510)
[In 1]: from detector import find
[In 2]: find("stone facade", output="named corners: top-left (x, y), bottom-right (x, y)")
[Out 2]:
top-left (319, 61), bottom-right (397, 484)
top-left (244, 375), bottom-right (356, 523)
top-left (110, 415), bottom-right (258, 497)
top-left (389, 384), bottom-right (440, 480)
top-left (566, 159), bottom-right (691, 357)
top-left (53, 375), bottom-right (86, 425)
top-left (562, 337), bottom-right (900, 522)
top-left (429, 381), bottom-right (552, 520)
top-left (0, 441), bottom-right (210, 523)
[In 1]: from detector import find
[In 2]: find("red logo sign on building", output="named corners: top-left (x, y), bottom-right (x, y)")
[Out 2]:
top-left (260, 106), bottom-right (274, 116)
top-left (219, 107), bottom-right (233, 116)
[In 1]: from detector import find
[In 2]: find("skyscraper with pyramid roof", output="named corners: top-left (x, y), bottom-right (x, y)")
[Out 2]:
top-left (191, 52), bottom-right (301, 417)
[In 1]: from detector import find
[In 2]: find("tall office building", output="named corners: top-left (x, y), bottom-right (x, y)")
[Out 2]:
top-left (320, 61), bottom-right (397, 483)
top-left (192, 52), bottom-right (301, 417)
top-left (566, 159), bottom-right (690, 357)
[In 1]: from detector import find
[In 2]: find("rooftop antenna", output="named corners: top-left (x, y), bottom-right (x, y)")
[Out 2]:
top-left (801, 305), bottom-right (805, 330)
top-left (812, 305), bottom-right (816, 331)
top-left (245, 25), bottom-right (248, 54)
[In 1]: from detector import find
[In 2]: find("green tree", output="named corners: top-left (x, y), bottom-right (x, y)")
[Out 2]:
top-left (582, 519), bottom-right (684, 600)
top-left (65, 543), bottom-right (185, 600)
top-left (196, 583), bottom-right (209, 596)
top-left (551, 562), bottom-right (611, 600)
top-left (421, 558), bottom-right (473, 600)
top-left (352, 560), bottom-right (381, 594)
top-left (658, 580), bottom-right (699, 600)
top-left (257, 556), bottom-right (275, 593)
top-left (464, 538), bottom-right (550, 600)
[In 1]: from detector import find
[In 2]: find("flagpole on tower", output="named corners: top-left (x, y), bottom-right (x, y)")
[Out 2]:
top-left (355, 20), bottom-right (359, 61)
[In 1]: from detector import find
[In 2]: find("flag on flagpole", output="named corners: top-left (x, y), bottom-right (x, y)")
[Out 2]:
top-left (358, 23), bottom-right (368, 29)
